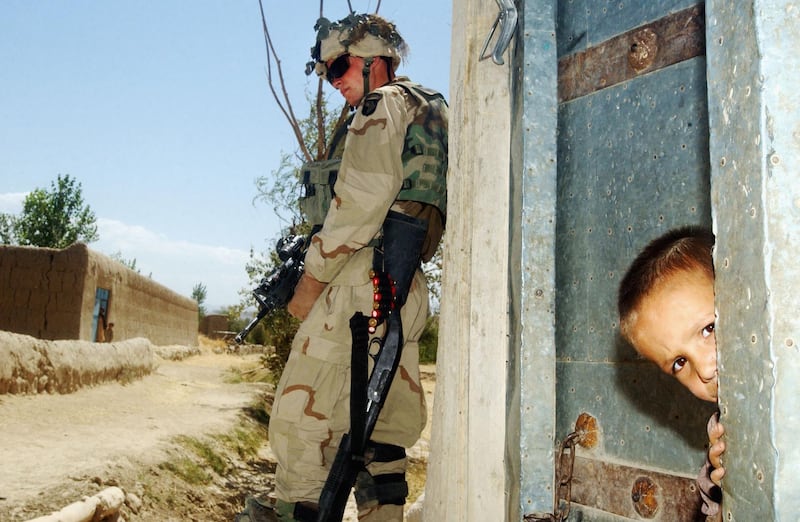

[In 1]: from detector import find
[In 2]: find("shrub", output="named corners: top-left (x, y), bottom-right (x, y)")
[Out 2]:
top-left (418, 314), bottom-right (439, 364)
top-left (260, 308), bottom-right (300, 385)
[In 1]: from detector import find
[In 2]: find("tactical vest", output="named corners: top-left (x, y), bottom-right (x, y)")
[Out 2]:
top-left (299, 80), bottom-right (448, 228)
top-left (299, 158), bottom-right (341, 228)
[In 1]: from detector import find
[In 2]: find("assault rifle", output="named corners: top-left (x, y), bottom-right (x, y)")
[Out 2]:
top-left (234, 235), bottom-right (306, 344)
top-left (316, 211), bottom-right (428, 522)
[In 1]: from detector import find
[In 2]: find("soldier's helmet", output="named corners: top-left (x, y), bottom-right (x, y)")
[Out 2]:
top-left (306, 13), bottom-right (407, 78)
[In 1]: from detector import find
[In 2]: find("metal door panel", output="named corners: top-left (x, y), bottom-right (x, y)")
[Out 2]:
top-left (557, 58), bottom-right (711, 364)
top-left (556, 0), bottom-right (700, 57)
top-left (556, 363), bottom-right (715, 472)
top-left (549, 2), bottom-right (714, 518)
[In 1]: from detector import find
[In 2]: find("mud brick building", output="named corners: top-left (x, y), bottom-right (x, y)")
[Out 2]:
top-left (0, 243), bottom-right (197, 346)
top-left (199, 314), bottom-right (231, 340)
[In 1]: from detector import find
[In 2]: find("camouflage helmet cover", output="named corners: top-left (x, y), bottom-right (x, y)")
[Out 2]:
top-left (306, 13), bottom-right (407, 77)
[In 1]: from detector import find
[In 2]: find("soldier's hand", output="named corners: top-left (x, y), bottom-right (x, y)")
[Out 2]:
top-left (288, 273), bottom-right (327, 321)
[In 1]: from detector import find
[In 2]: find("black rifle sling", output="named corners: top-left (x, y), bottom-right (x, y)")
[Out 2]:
top-left (349, 312), bottom-right (370, 456)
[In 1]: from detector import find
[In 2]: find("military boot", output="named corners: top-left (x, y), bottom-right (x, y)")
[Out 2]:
top-left (234, 496), bottom-right (279, 522)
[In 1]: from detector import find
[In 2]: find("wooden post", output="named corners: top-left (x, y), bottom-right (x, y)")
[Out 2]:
top-left (425, 0), bottom-right (513, 520)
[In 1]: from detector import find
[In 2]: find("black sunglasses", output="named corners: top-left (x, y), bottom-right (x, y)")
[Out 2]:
top-left (326, 54), bottom-right (351, 83)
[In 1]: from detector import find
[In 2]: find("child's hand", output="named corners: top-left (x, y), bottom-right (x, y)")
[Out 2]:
top-left (707, 414), bottom-right (726, 486)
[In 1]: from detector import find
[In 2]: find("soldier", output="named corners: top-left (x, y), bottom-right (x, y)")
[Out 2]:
top-left (237, 12), bottom-right (448, 522)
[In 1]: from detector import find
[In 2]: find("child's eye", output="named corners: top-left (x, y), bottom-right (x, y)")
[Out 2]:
top-left (702, 323), bottom-right (715, 339)
top-left (671, 356), bottom-right (687, 374)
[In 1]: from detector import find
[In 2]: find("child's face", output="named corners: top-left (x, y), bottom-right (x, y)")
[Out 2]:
top-left (630, 268), bottom-right (718, 402)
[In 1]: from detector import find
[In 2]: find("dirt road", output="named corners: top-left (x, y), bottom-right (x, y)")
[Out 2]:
top-left (0, 347), bottom-right (269, 521)
top-left (0, 345), bottom-right (435, 521)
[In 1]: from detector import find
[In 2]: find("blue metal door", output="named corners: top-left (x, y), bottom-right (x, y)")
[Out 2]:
top-left (514, 0), bottom-right (800, 519)
top-left (517, 2), bottom-right (718, 519)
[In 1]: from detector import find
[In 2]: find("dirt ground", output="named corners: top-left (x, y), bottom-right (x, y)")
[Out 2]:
top-left (0, 340), bottom-right (435, 522)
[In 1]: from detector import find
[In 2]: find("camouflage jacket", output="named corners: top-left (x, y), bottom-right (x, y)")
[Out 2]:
top-left (304, 77), bottom-right (448, 284)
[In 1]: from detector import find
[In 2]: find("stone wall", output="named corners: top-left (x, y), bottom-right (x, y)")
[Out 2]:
top-left (0, 243), bottom-right (198, 346)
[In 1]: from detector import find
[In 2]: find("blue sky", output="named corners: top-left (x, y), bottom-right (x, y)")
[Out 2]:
top-left (0, 1), bottom-right (451, 312)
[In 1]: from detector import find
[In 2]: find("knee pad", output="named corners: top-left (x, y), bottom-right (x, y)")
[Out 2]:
top-left (355, 470), bottom-right (409, 507)
top-left (354, 441), bottom-right (409, 508)
top-left (274, 499), bottom-right (319, 522)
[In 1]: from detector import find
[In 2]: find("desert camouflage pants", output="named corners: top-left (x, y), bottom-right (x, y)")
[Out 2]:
top-left (268, 249), bottom-right (428, 519)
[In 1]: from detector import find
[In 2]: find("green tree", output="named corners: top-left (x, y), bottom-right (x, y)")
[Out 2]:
top-left (220, 303), bottom-right (246, 333)
top-left (418, 314), bottom-right (440, 364)
top-left (0, 174), bottom-right (98, 248)
top-left (0, 214), bottom-right (14, 244)
top-left (260, 308), bottom-right (299, 384)
top-left (244, 99), bottom-right (340, 378)
top-left (110, 251), bottom-right (141, 273)
top-left (192, 282), bottom-right (208, 320)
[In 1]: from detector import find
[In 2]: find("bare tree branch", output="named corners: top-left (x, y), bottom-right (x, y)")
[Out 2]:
top-left (257, 0), bottom-right (384, 164)
top-left (314, 0), bottom-right (324, 161)
top-left (258, 0), bottom-right (314, 162)
top-left (347, 0), bottom-right (381, 14)
top-left (315, 81), bottom-right (326, 159)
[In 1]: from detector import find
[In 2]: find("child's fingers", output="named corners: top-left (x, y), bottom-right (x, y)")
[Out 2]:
top-left (710, 465), bottom-right (725, 486)
top-left (709, 440), bottom-right (726, 468)
top-left (707, 419), bottom-right (725, 442)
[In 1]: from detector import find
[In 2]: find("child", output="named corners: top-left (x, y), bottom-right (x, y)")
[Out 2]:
top-left (618, 226), bottom-right (725, 519)
top-left (105, 322), bottom-right (115, 343)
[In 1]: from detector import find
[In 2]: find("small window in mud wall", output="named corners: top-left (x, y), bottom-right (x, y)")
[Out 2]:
top-left (92, 288), bottom-right (111, 342)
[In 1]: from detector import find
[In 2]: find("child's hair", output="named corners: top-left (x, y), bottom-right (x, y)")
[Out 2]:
top-left (618, 226), bottom-right (715, 343)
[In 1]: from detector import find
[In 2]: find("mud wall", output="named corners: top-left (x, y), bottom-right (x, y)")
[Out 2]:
top-left (83, 245), bottom-right (198, 346)
top-left (199, 314), bottom-right (230, 339)
top-left (0, 331), bottom-right (156, 395)
top-left (0, 243), bottom-right (87, 339)
top-left (0, 243), bottom-right (198, 346)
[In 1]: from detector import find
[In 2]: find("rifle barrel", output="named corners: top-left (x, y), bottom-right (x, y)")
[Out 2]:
top-left (234, 307), bottom-right (268, 344)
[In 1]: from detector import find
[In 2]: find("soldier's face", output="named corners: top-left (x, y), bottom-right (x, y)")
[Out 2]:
top-left (328, 54), bottom-right (365, 106)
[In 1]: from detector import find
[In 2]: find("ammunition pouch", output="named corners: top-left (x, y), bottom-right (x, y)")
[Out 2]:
top-left (299, 159), bottom-right (340, 227)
